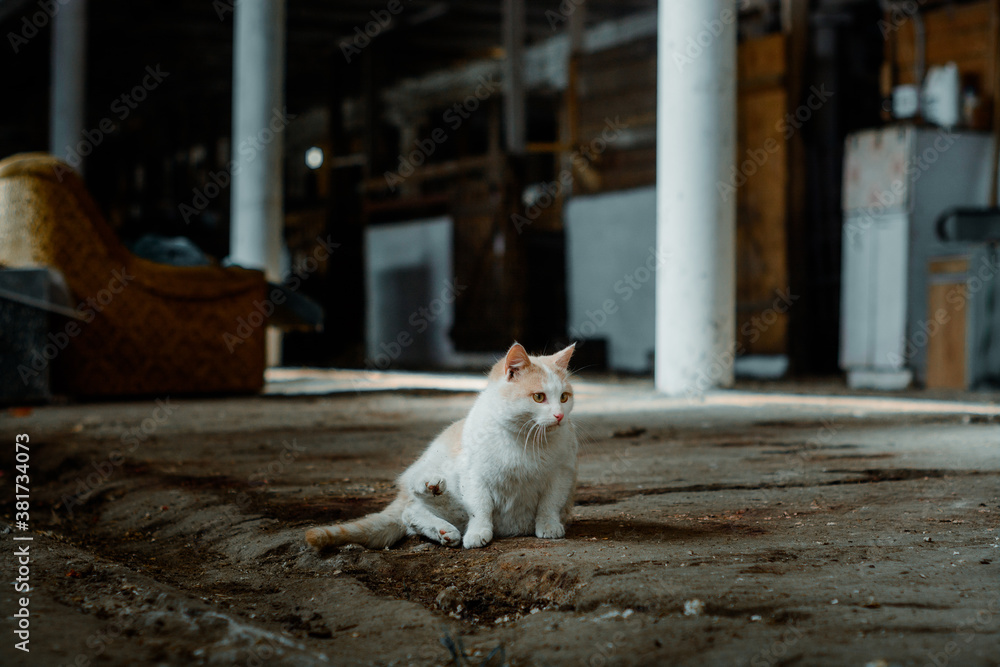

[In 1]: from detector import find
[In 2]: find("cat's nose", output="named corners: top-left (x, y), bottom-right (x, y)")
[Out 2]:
top-left (554, 413), bottom-right (564, 423)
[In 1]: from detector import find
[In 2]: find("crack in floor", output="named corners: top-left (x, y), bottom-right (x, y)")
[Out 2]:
top-left (575, 468), bottom-right (995, 506)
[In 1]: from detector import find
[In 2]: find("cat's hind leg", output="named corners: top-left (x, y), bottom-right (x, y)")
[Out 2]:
top-left (402, 501), bottom-right (461, 547)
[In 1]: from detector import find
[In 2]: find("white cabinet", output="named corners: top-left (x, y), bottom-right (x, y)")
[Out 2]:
top-left (839, 125), bottom-right (993, 388)
top-left (840, 212), bottom-right (909, 375)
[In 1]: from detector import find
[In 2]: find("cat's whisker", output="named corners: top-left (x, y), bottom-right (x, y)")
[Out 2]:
top-left (568, 416), bottom-right (590, 438)
top-left (525, 423), bottom-right (535, 457)
top-left (516, 418), bottom-right (535, 455)
top-left (564, 365), bottom-right (595, 385)
top-left (569, 418), bottom-right (601, 454)
top-left (575, 415), bottom-right (599, 438)
top-left (528, 421), bottom-right (542, 453)
top-left (573, 419), bottom-right (599, 445)
top-left (516, 423), bottom-right (528, 450)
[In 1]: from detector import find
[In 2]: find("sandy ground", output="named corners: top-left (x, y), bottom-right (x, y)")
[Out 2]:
top-left (1, 374), bottom-right (999, 666)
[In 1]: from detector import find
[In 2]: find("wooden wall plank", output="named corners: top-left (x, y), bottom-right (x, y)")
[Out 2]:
top-left (735, 34), bottom-right (790, 356)
top-left (738, 32), bottom-right (786, 84)
top-left (736, 80), bottom-right (789, 355)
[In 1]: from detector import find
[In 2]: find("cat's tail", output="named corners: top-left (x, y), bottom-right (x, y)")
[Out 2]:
top-left (304, 493), bottom-right (408, 550)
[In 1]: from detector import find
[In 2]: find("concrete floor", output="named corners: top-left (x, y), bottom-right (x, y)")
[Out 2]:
top-left (1, 373), bottom-right (999, 666)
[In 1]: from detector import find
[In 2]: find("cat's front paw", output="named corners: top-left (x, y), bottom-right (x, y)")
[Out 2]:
top-left (437, 526), bottom-right (461, 547)
top-left (535, 518), bottom-right (565, 540)
top-left (463, 527), bottom-right (493, 549)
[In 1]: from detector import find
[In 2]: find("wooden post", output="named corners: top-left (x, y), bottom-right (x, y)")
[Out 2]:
top-left (989, 0), bottom-right (1000, 205)
top-left (562, 0), bottom-right (585, 194)
top-left (503, 0), bottom-right (526, 154)
top-left (782, 0), bottom-right (809, 373)
top-left (50, 0), bottom-right (87, 171)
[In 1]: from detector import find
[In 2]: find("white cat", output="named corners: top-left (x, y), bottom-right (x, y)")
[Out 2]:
top-left (305, 342), bottom-right (578, 550)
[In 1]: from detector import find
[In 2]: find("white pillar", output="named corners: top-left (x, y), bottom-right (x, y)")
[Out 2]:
top-left (49, 0), bottom-right (87, 168)
top-left (230, 0), bottom-right (286, 281)
top-left (654, 0), bottom-right (737, 395)
top-left (231, 0), bottom-right (286, 367)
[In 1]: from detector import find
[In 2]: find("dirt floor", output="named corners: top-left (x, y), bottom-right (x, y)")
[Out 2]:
top-left (1, 373), bottom-right (999, 666)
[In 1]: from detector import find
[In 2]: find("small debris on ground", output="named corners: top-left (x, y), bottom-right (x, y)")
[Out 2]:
top-left (683, 599), bottom-right (706, 616)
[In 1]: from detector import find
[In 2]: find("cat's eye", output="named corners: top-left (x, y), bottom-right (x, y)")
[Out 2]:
top-left (560, 392), bottom-right (571, 403)
top-left (532, 393), bottom-right (545, 403)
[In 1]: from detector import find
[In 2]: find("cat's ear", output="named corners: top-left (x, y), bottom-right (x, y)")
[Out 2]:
top-left (551, 342), bottom-right (576, 371)
top-left (504, 343), bottom-right (531, 380)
